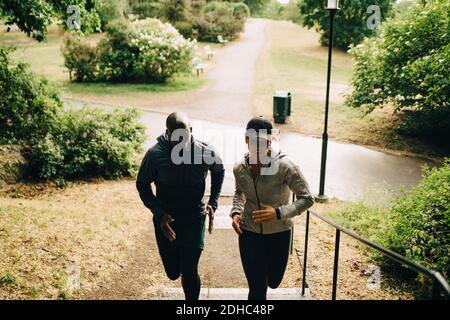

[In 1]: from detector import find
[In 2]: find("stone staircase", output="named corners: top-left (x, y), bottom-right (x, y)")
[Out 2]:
top-left (156, 287), bottom-right (311, 300)
top-left (151, 205), bottom-right (312, 300)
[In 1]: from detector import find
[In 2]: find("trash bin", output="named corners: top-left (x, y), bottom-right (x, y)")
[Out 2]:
top-left (273, 91), bottom-right (291, 124)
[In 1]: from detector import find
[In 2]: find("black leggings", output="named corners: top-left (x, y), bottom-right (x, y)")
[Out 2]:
top-left (154, 221), bottom-right (202, 300)
top-left (239, 229), bottom-right (292, 300)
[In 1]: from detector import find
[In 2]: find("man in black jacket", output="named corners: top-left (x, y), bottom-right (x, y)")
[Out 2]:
top-left (136, 112), bottom-right (225, 300)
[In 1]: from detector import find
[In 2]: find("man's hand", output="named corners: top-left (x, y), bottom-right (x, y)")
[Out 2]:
top-left (252, 204), bottom-right (277, 223)
top-left (160, 214), bottom-right (176, 242)
top-left (207, 205), bottom-right (214, 234)
top-left (232, 213), bottom-right (244, 235)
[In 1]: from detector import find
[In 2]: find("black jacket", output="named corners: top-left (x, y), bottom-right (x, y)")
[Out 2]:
top-left (136, 134), bottom-right (225, 220)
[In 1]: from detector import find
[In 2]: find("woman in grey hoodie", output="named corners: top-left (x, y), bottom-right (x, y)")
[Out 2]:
top-left (231, 117), bottom-right (314, 300)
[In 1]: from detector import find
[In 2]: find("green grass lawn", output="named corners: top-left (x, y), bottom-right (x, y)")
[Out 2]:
top-left (63, 76), bottom-right (205, 96)
top-left (1, 25), bottom-right (207, 97)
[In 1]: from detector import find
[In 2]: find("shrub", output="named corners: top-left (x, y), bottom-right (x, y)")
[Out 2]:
top-left (0, 48), bottom-right (63, 144)
top-left (396, 107), bottom-right (450, 142)
top-left (380, 160), bottom-right (450, 282)
top-left (28, 106), bottom-right (146, 180)
top-left (173, 20), bottom-right (196, 39)
top-left (129, 0), bottom-right (162, 19)
top-left (232, 2), bottom-right (251, 20)
top-left (29, 134), bottom-right (65, 179)
top-left (346, 0), bottom-right (450, 140)
top-left (97, 0), bottom-right (129, 29)
top-left (96, 20), bottom-right (137, 82)
top-left (326, 162), bottom-right (450, 293)
top-left (0, 47), bottom-right (146, 181)
top-left (62, 35), bottom-right (98, 82)
top-left (200, 1), bottom-right (247, 41)
top-left (159, 0), bottom-right (190, 23)
top-left (125, 18), bottom-right (196, 82)
top-left (139, 0), bottom-right (249, 43)
top-left (62, 18), bottom-right (197, 83)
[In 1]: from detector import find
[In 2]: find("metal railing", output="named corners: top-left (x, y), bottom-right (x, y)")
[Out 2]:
top-left (299, 209), bottom-right (450, 300)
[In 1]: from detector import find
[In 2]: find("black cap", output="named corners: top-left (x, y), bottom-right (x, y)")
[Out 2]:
top-left (246, 116), bottom-right (273, 135)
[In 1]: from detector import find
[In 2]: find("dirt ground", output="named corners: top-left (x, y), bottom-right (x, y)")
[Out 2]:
top-left (0, 179), bottom-right (411, 300)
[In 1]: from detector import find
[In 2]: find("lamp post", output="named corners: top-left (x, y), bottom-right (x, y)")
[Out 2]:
top-left (316, 0), bottom-right (340, 202)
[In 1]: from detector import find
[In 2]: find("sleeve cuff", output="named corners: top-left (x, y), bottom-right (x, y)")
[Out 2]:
top-left (230, 211), bottom-right (241, 218)
top-left (208, 202), bottom-right (218, 212)
top-left (276, 207), bottom-right (282, 220)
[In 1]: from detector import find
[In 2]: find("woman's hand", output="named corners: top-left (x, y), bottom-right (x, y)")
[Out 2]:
top-left (232, 213), bottom-right (244, 235)
top-left (252, 204), bottom-right (277, 223)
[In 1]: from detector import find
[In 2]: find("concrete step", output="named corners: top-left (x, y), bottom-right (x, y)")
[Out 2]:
top-left (213, 205), bottom-right (233, 229)
top-left (155, 287), bottom-right (311, 300)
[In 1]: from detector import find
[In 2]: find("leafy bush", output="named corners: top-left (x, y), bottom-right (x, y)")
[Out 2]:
top-left (129, 0), bottom-right (162, 19)
top-left (29, 106), bottom-right (146, 180)
top-left (29, 134), bottom-right (65, 179)
top-left (158, 0), bottom-right (248, 42)
top-left (0, 48), bottom-right (63, 144)
top-left (173, 20), bottom-right (196, 39)
top-left (128, 0), bottom-right (248, 42)
top-left (62, 35), bottom-right (98, 82)
top-left (327, 160), bottom-right (450, 291)
top-left (0, 47), bottom-right (145, 180)
top-left (346, 0), bottom-right (450, 139)
top-left (300, 0), bottom-right (395, 50)
top-left (108, 18), bottom-right (196, 82)
top-left (200, 1), bottom-right (247, 41)
top-left (381, 160), bottom-right (450, 282)
top-left (232, 2), bottom-right (251, 20)
top-left (62, 18), bottom-right (197, 83)
top-left (96, 20), bottom-right (139, 82)
top-left (159, 0), bottom-right (190, 23)
top-left (97, 0), bottom-right (129, 28)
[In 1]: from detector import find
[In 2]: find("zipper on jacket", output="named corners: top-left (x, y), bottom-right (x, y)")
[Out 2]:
top-left (252, 175), bottom-right (263, 234)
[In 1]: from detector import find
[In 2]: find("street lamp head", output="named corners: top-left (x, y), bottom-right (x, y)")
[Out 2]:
top-left (327, 0), bottom-right (339, 10)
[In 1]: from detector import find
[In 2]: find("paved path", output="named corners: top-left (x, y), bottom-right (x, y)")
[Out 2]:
top-left (64, 18), bottom-right (435, 202)
top-left (140, 113), bottom-right (434, 201)
top-left (175, 18), bottom-right (266, 124)
top-left (63, 101), bottom-right (434, 202)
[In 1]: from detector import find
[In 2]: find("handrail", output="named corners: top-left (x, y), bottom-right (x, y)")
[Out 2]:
top-left (300, 209), bottom-right (450, 300)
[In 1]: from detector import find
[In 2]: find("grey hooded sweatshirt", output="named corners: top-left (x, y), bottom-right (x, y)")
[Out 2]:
top-left (230, 150), bottom-right (314, 234)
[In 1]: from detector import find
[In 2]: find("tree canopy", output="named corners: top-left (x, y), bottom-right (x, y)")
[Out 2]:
top-left (299, 0), bottom-right (395, 50)
top-left (0, 0), bottom-right (100, 41)
top-left (347, 0), bottom-right (450, 139)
